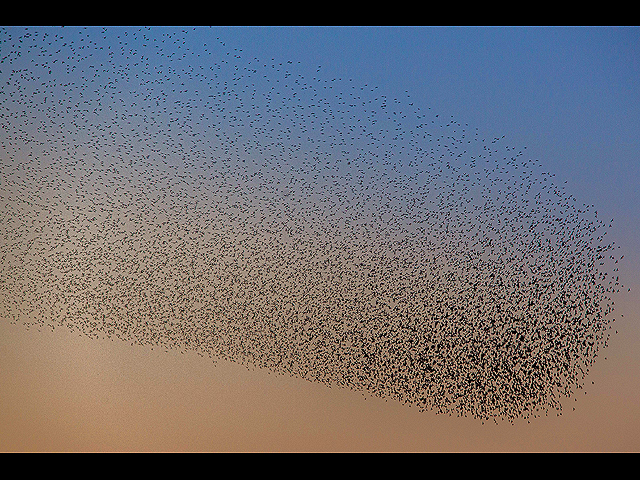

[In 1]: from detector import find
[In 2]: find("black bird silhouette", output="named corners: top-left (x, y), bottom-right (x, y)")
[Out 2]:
top-left (0, 26), bottom-right (625, 423)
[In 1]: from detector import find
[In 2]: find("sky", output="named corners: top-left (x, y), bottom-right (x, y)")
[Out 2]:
top-left (0, 26), bottom-right (639, 452)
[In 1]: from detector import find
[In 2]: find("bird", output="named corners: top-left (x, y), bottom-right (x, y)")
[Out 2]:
top-left (0, 26), bottom-right (626, 423)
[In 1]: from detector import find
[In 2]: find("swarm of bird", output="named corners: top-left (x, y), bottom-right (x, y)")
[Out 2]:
top-left (0, 27), bottom-right (625, 422)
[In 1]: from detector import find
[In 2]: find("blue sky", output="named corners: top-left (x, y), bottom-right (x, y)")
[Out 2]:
top-left (216, 26), bottom-right (640, 269)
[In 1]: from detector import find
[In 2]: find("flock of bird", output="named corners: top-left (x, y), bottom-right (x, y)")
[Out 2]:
top-left (0, 27), bottom-right (625, 423)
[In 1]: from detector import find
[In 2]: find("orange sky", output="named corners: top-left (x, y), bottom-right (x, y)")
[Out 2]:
top-left (1, 284), bottom-right (638, 452)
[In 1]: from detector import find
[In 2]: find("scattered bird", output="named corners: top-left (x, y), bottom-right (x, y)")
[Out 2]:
top-left (0, 26), bottom-right (626, 423)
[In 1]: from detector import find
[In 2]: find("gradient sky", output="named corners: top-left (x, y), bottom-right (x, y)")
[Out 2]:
top-left (1, 26), bottom-right (639, 452)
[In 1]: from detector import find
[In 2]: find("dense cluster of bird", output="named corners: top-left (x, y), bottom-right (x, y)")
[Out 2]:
top-left (0, 27), bottom-right (625, 422)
